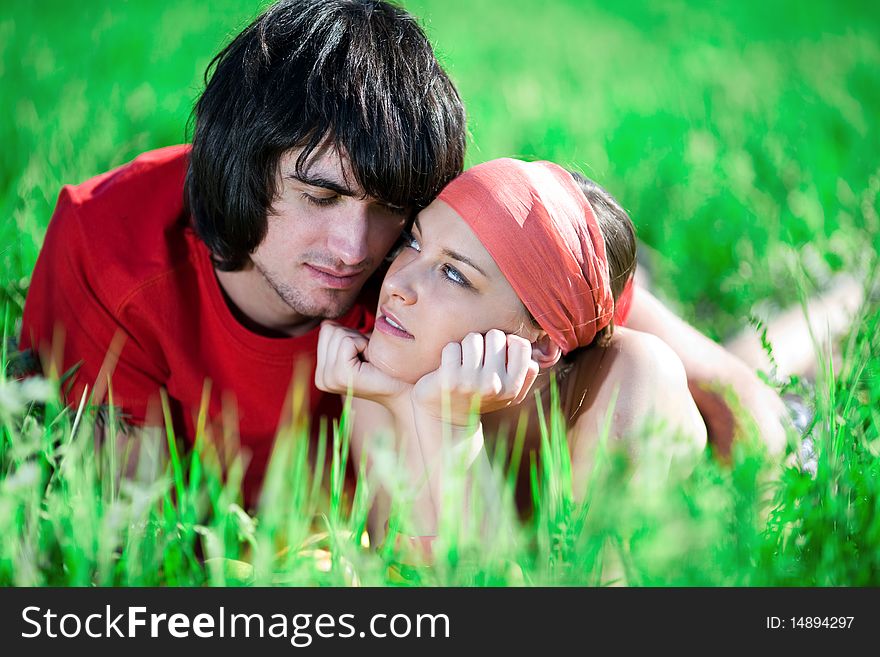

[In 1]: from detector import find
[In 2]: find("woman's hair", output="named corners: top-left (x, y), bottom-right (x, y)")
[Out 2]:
top-left (570, 170), bottom-right (637, 348)
top-left (527, 170), bottom-right (637, 350)
top-left (186, 0), bottom-right (466, 271)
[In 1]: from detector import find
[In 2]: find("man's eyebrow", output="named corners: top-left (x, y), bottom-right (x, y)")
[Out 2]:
top-left (413, 217), bottom-right (487, 277)
top-left (288, 172), bottom-right (357, 197)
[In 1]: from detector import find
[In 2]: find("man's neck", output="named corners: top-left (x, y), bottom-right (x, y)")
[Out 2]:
top-left (214, 265), bottom-right (320, 338)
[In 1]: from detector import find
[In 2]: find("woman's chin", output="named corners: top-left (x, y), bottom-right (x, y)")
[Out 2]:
top-left (364, 340), bottom-right (429, 385)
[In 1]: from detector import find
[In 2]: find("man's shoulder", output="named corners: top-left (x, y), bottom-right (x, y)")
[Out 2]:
top-left (45, 145), bottom-right (197, 312)
top-left (64, 144), bottom-right (191, 216)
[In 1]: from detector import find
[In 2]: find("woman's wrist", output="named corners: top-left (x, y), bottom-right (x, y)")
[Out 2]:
top-left (410, 396), bottom-right (484, 466)
top-left (365, 386), bottom-right (414, 416)
top-left (409, 387), bottom-right (481, 429)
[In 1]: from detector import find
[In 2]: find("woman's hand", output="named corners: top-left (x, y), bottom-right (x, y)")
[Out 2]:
top-left (315, 321), bottom-right (411, 404)
top-left (411, 329), bottom-right (540, 427)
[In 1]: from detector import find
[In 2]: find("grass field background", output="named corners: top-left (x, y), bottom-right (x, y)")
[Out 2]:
top-left (1, 0), bottom-right (879, 585)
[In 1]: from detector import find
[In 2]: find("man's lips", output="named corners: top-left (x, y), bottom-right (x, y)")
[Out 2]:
top-left (305, 264), bottom-right (364, 289)
top-left (375, 306), bottom-right (414, 339)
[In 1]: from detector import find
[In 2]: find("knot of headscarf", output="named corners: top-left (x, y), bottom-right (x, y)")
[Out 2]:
top-left (437, 158), bottom-right (614, 353)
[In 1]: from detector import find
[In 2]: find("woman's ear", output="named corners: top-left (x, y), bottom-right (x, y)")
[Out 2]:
top-left (531, 333), bottom-right (563, 369)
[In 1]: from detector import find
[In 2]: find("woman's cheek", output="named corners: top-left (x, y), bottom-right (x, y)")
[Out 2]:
top-left (431, 300), bottom-right (481, 348)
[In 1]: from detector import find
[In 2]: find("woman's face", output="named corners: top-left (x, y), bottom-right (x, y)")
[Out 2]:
top-left (365, 200), bottom-right (534, 383)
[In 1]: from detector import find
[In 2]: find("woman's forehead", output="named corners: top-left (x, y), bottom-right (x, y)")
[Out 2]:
top-left (417, 202), bottom-right (496, 264)
top-left (421, 199), bottom-right (528, 309)
top-left (417, 199), bottom-right (475, 242)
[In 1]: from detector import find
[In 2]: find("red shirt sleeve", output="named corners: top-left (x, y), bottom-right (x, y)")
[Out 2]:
top-left (613, 276), bottom-right (635, 327)
top-left (20, 186), bottom-right (169, 425)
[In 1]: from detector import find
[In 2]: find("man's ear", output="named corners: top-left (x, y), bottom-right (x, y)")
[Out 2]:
top-left (531, 333), bottom-right (563, 370)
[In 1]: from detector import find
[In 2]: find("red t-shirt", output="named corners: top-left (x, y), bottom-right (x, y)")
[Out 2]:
top-left (20, 145), bottom-right (376, 503)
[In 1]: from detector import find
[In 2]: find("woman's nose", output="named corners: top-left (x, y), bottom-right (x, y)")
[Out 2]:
top-left (384, 260), bottom-right (419, 305)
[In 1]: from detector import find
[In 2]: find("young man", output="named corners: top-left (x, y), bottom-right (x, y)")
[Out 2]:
top-left (20, 0), bottom-right (788, 504)
top-left (21, 0), bottom-right (466, 500)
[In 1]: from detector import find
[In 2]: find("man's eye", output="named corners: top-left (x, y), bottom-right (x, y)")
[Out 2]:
top-left (301, 193), bottom-right (338, 207)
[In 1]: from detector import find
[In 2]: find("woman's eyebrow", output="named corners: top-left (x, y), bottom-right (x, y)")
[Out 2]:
top-left (441, 248), bottom-right (487, 277)
top-left (414, 216), bottom-right (487, 277)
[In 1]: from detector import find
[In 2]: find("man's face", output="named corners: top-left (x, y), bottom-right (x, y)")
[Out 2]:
top-left (249, 145), bottom-right (409, 321)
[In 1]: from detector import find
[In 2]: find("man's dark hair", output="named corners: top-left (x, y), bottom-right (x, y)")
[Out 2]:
top-left (186, 0), bottom-right (466, 271)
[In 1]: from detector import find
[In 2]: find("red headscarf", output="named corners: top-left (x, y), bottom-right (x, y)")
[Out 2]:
top-left (437, 158), bottom-right (614, 353)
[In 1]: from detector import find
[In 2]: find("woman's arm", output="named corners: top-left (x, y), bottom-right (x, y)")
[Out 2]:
top-left (349, 382), bottom-right (494, 551)
top-left (625, 285), bottom-right (788, 456)
top-left (403, 330), bottom-right (537, 539)
top-left (317, 325), bottom-right (522, 550)
top-left (346, 397), bottom-right (398, 546)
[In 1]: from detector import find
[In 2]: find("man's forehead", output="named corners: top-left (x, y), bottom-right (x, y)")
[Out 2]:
top-left (281, 142), bottom-right (358, 188)
top-left (279, 140), bottom-right (411, 210)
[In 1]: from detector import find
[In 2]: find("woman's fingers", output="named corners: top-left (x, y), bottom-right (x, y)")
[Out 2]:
top-left (318, 322), bottom-right (411, 403)
top-left (416, 330), bottom-right (542, 425)
top-left (439, 341), bottom-right (463, 387)
top-left (440, 330), bottom-right (536, 403)
top-left (460, 332), bottom-right (483, 370)
top-left (463, 331), bottom-right (504, 396)
top-left (320, 322), bottom-right (352, 392)
top-left (315, 320), bottom-right (337, 391)
top-left (504, 335), bottom-right (531, 378)
top-left (505, 334), bottom-right (539, 404)
top-left (482, 329), bottom-right (507, 395)
top-left (340, 332), bottom-right (369, 361)
top-left (316, 322), bottom-right (371, 393)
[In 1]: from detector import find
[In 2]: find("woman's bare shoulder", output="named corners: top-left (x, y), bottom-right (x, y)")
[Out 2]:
top-left (567, 326), bottom-right (705, 443)
top-left (569, 327), bottom-right (688, 394)
top-left (605, 327), bottom-right (688, 382)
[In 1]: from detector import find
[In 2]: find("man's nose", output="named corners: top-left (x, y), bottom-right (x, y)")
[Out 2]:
top-left (327, 203), bottom-right (370, 266)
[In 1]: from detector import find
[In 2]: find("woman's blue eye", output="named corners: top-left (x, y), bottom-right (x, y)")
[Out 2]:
top-left (400, 231), bottom-right (471, 288)
top-left (442, 264), bottom-right (470, 288)
top-left (402, 231), bottom-right (421, 251)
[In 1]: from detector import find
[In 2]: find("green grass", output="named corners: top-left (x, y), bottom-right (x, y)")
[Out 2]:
top-left (2, 294), bottom-right (879, 586)
top-left (1, 0), bottom-right (879, 585)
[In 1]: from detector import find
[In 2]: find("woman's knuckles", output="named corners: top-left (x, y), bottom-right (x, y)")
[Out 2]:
top-left (485, 328), bottom-right (505, 340)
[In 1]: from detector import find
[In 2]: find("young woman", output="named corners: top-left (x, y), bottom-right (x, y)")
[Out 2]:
top-left (315, 158), bottom-right (707, 544)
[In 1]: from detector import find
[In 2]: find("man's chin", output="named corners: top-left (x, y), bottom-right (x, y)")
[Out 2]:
top-left (294, 290), bottom-right (359, 321)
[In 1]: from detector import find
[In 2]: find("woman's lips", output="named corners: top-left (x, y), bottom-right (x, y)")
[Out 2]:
top-left (375, 308), bottom-right (414, 339)
top-left (305, 264), bottom-right (363, 289)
